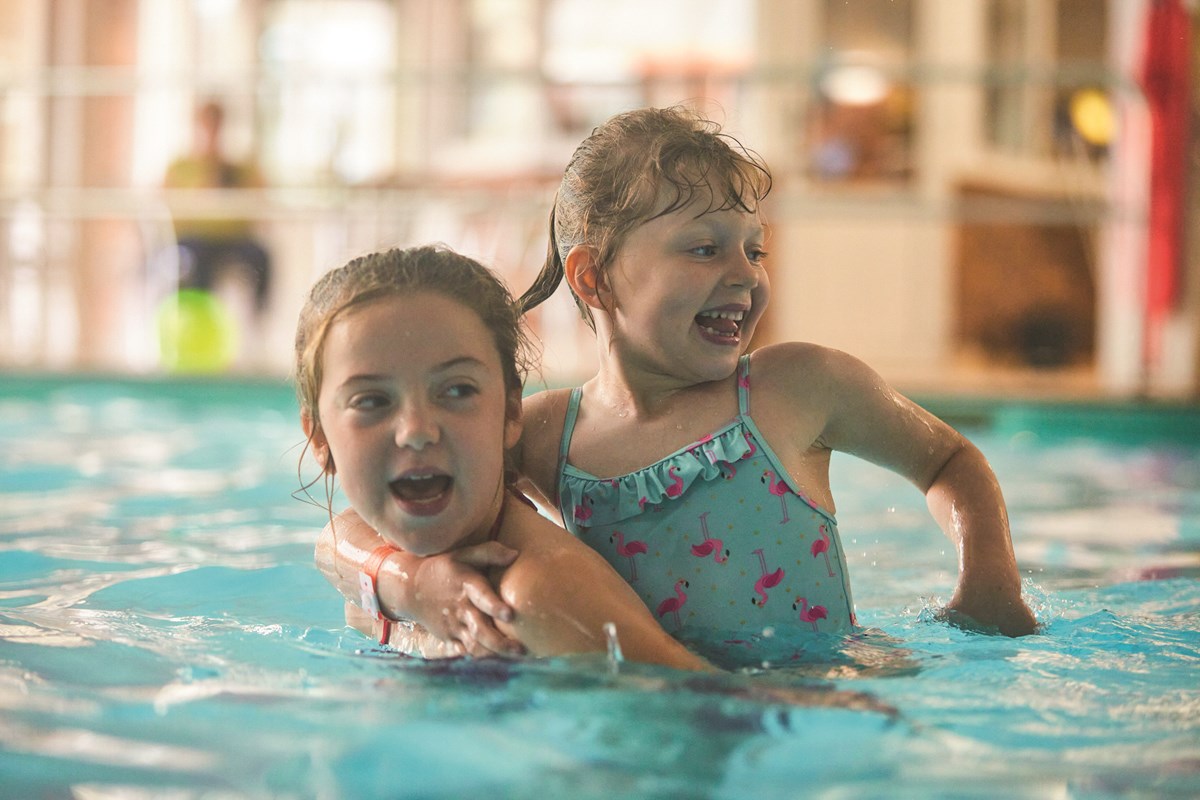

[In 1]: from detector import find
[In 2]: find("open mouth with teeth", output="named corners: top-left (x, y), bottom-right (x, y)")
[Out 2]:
top-left (389, 473), bottom-right (452, 504)
top-left (695, 309), bottom-right (745, 341)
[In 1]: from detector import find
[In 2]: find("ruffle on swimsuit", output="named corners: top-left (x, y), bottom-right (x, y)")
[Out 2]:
top-left (559, 415), bottom-right (834, 532)
top-left (561, 418), bottom-right (772, 528)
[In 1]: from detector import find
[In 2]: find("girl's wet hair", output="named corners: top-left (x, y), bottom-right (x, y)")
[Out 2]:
top-left (518, 105), bottom-right (773, 329)
top-left (295, 243), bottom-right (532, 445)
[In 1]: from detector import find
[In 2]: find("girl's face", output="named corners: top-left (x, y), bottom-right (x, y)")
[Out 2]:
top-left (603, 194), bottom-right (770, 384)
top-left (307, 292), bottom-right (520, 556)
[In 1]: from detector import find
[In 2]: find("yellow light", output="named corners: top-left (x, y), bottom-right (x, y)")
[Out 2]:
top-left (1070, 89), bottom-right (1116, 146)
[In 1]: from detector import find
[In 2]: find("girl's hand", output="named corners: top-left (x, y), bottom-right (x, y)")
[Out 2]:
top-left (944, 581), bottom-right (1038, 637)
top-left (410, 542), bottom-right (526, 658)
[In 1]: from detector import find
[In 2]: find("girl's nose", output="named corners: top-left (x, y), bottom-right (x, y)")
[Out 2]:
top-left (725, 250), bottom-right (761, 288)
top-left (396, 402), bottom-right (439, 450)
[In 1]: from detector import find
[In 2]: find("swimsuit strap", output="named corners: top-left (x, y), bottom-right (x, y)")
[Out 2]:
top-left (487, 494), bottom-right (507, 541)
top-left (554, 387), bottom-right (584, 508)
top-left (486, 490), bottom-right (535, 542)
top-left (737, 354), bottom-right (751, 416)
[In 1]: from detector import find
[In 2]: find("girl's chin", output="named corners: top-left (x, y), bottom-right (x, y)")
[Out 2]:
top-left (376, 503), bottom-right (477, 557)
top-left (686, 342), bottom-right (743, 374)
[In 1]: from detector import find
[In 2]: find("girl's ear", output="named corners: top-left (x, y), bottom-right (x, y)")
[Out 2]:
top-left (503, 390), bottom-right (523, 451)
top-left (301, 411), bottom-right (335, 474)
top-left (563, 245), bottom-right (609, 310)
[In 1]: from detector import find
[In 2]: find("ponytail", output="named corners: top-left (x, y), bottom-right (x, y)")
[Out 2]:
top-left (516, 205), bottom-right (564, 315)
top-left (517, 204), bottom-right (599, 331)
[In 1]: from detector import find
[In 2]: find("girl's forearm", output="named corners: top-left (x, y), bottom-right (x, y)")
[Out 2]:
top-left (314, 513), bottom-right (419, 621)
top-left (923, 444), bottom-right (1035, 635)
top-left (315, 512), bottom-right (521, 656)
top-left (343, 601), bottom-right (461, 658)
top-left (926, 446), bottom-right (1020, 585)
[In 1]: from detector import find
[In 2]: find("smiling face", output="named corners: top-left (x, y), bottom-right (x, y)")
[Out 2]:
top-left (307, 291), bottom-right (521, 556)
top-left (601, 194), bottom-right (770, 384)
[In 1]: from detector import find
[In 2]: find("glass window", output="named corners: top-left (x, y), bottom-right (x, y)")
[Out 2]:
top-left (804, 0), bottom-right (916, 184)
top-left (984, 0), bottom-right (1111, 161)
top-left (259, 0), bottom-right (397, 186)
top-left (542, 0), bottom-right (756, 139)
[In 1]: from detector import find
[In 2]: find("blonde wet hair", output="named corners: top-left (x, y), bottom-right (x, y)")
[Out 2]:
top-left (518, 106), bottom-right (773, 329)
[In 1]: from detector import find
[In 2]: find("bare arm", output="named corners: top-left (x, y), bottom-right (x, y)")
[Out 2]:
top-left (342, 601), bottom-right (467, 659)
top-left (775, 344), bottom-right (1036, 636)
top-left (922, 442), bottom-right (1035, 636)
top-left (314, 510), bottom-right (525, 656)
top-left (496, 506), bottom-right (714, 671)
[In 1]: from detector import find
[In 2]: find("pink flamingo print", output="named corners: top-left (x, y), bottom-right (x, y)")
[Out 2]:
top-left (739, 372), bottom-right (750, 390)
top-left (610, 531), bottom-right (648, 582)
top-left (760, 470), bottom-right (791, 523)
top-left (811, 524), bottom-right (835, 577)
top-left (742, 430), bottom-right (757, 458)
top-left (750, 548), bottom-right (785, 606)
top-left (689, 512), bottom-right (729, 563)
top-left (638, 496), bottom-right (664, 513)
top-left (656, 579), bottom-right (689, 628)
top-left (793, 596), bottom-right (828, 632)
top-left (694, 433), bottom-right (719, 465)
top-left (573, 494), bottom-right (594, 525)
top-left (665, 465), bottom-right (684, 498)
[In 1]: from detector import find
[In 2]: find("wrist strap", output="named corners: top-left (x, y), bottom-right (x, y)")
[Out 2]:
top-left (358, 544), bottom-right (397, 645)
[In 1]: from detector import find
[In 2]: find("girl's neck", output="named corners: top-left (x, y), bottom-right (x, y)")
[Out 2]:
top-left (588, 359), bottom-right (727, 422)
top-left (588, 322), bottom-right (740, 420)
top-left (455, 483), bottom-right (508, 551)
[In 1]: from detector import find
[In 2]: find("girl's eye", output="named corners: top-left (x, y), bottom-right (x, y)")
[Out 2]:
top-left (348, 393), bottom-right (389, 411)
top-left (444, 383), bottom-right (481, 401)
top-left (690, 244), bottom-right (718, 257)
top-left (748, 247), bottom-right (768, 265)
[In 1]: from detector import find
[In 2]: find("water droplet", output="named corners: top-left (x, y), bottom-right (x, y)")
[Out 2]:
top-left (603, 622), bottom-right (624, 674)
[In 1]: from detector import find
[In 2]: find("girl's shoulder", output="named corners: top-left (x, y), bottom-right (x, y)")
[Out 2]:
top-left (749, 341), bottom-right (867, 391)
top-left (517, 387), bottom-right (575, 499)
top-left (499, 498), bottom-right (571, 552)
top-left (521, 386), bottom-right (574, 426)
top-left (497, 502), bottom-right (609, 597)
top-left (748, 342), bottom-right (891, 426)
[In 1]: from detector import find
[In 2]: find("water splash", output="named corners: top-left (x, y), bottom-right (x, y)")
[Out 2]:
top-left (1021, 576), bottom-right (1068, 626)
top-left (602, 622), bottom-right (624, 674)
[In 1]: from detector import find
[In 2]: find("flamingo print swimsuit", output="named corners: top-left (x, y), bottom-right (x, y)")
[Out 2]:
top-left (556, 356), bottom-right (856, 662)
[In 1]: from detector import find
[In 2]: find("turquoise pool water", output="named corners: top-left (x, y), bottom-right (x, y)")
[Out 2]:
top-left (1, 376), bottom-right (1197, 798)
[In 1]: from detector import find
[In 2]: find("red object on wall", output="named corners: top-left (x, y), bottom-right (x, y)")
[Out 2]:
top-left (1141, 0), bottom-right (1192, 362)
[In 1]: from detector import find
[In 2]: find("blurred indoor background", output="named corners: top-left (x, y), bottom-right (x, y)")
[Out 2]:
top-left (0, 0), bottom-right (1197, 398)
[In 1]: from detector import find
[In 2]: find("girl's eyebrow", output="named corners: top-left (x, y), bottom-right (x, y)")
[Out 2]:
top-left (337, 356), bottom-right (489, 389)
top-left (336, 372), bottom-right (390, 390)
top-left (431, 355), bottom-right (487, 373)
top-left (679, 215), bottom-right (766, 239)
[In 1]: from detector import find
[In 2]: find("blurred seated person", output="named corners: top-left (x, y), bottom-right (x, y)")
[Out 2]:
top-left (162, 100), bottom-right (271, 318)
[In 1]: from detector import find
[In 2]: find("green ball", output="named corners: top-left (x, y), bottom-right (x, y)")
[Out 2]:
top-left (156, 289), bottom-right (238, 373)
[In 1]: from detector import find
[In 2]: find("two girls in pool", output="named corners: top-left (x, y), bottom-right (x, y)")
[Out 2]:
top-left (311, 106), bottom-right (1037, 665)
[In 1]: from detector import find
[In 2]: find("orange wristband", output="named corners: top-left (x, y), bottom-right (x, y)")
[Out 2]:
top-left (358, 544), bottom-right (397, 645)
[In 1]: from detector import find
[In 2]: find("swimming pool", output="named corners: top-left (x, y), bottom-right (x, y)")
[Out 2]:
top-left (1, 375), bottom-right (1197, 798)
